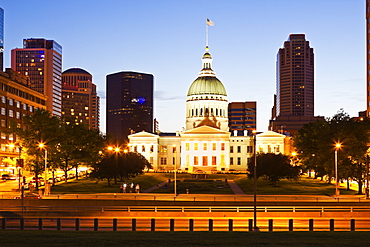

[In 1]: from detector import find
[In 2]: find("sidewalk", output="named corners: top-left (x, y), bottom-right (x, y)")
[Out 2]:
top-left (227, 180), bottom-right (245, 195)
top-left (142, 181), bottom-right (168, 193)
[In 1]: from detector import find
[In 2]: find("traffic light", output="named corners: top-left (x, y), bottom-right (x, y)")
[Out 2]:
top-left (16, 159), bottom-right (24, 167)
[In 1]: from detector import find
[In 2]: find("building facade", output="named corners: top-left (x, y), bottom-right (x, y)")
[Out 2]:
top-left (228, 101), bottom-right (256, 134)
top-left (269, 34), bottom-right (322, 135)
top-left (0, 68), bottom-right (47, 173)
top-left (61, 68), bottom-right (100, 129)
top-left (106, 71), bottom-right (153, 143)
top-left (0, 7), bottom-right (4, 72)
top-left (128, 47), bottom-right (291, 172)
top-left (11, 38), bottom-right (62, 116)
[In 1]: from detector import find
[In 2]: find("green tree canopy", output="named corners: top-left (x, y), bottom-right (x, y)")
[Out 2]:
top-left (248, 153), bottom-right (300, 186)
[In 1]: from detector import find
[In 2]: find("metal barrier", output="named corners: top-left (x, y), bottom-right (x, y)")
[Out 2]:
top-left (1, 218), bottom-right (370, 232)
top-left (2, 205), bottom-right (370, 213)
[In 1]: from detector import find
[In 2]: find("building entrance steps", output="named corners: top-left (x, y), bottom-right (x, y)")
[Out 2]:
top-left (142, 181), bottom-right (168, 193)
top-left (227, 180), bottom-right (245, 195)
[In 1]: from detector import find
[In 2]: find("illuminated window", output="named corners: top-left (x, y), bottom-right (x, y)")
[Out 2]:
top-left (16, 101), bottom-right (20, 108)
top-left (194, 156), bottom-right (198, 166)
top-left (150, 145), bottom-right (154, 153)
top-left (1, 133), bottom-right (6, 139)
top-left (1, 96), bottom-right (5, 104)
top-left (212, 156), bottom-right (216, 166)
top-left (202, 156), bottom-right (208, 166)
top-left (161, 145), bottom-right (167, 153)
top-left (186, 143), bottom-right (190, 151)
top-left (172, 146), bottom-right (176, 153)
top-left (1, 119), bottom-right (5, 127)
top-left (9, 99), bottom-right (13, 106)
top-left (221, 143), bottom-right (225, 151)
top-left (203, 143), bottom-right (207, 151)
top-left (9, 110), bottom-right (13, 118)
top-left (194, 143), bottom-right (198, 151)
top-left (160, 157), bottom-right (167, 165)
top-left (212, 143), bottom-right (216, 151)
top-left (1, 108), bottom-right (5, 115)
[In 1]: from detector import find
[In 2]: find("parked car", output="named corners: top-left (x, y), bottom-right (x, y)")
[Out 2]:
top-left (14, 192), bottom-right (42, 199)
top-left (2, 174), bottom-right (17, 181)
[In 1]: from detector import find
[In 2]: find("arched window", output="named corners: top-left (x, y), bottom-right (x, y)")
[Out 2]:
top-left (200, 108), bottom-right (203, 116)
top-left (216, 108), bottom-right (218, 116)
top-left (205, 108), bottom-right (209, 116)
top-left (196, 108), bottom-right (198, 116)
top-left (192, 109), bottom-right (194, 116)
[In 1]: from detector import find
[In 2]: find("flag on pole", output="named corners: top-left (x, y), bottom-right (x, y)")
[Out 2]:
top-left (206, 18), bottom-right (214, 26)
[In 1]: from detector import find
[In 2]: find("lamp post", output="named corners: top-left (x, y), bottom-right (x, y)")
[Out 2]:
top-left (252, 130), bottom-right (259, 231)
top-left (38, 143), bottom-right (48, 196)
top-left (334, 143), bottom-right (341, 197)
top-left (173, 144), bottom-right (177, 196)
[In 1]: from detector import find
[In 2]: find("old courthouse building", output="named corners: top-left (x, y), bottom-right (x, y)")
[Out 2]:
top-left (128, 46), bottom-right (291, 172)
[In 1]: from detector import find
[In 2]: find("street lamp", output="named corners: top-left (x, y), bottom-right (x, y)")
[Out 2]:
top-left (38, 143), bottom-right (48, 196)
top-left (334, 142), bottom-right (342, 197)
top-left (252, 130), bottom-right (259, 231)
top-left (173, 144), bottom-right (177, 196)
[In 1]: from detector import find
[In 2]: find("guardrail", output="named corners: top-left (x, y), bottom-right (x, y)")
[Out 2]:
top-left (1, 217), bottom-right (369, 232)
top-left (2, 193), bottom-right (369, 202)
top-left (2, 205), bottom-right (370, 213)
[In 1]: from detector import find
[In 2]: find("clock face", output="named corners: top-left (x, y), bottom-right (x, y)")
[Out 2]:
top-left (131, 97), bottom-right (146, 105)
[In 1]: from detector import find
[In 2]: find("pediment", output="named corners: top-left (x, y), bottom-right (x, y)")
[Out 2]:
top-left (257, 131), bottom-right (286, 138)
top-left (181, 125), bottom-right (230, 135)
top-left (128, 131), bottom-right (159, 138)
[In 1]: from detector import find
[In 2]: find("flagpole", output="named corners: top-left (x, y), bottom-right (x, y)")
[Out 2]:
top-left (206, 21), bottom-right (209, 47)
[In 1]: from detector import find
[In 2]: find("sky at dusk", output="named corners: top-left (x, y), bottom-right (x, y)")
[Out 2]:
top-left (0, 0), bottom-right (365, 134)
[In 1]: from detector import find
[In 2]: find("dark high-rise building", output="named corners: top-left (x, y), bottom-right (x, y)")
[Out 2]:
top-left (228, 101), bottom-right (256, 134)
top-left (269, 34), bottom-right (322, 135)
top-left (11, 38), bottom-right (62, 116)
top-left (106, 71), bottom-right (153, 143)
top-left (62, 68), bottom-right (100, 130)
top-left (367, 0), bottom-right (370, 116)
top-left (0, 7), bottom-right (4, 72)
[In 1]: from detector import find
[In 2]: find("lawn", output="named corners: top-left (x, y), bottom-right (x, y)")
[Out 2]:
top-left (0, 231), bottom-right (369, 247)
top-left (235, 176), bottom-right (358, 195)
top-left (50, 172), bottom-right (358, 196)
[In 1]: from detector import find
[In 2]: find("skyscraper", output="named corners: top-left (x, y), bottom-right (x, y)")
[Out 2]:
top-left (62, 68), bottom-right (100, 130)
top-left (367, 0), bottom-right (370, 116)
top-left (228, 101), bottom-right (256, 134)
top-left (269, 34), bottom-right (322, 135)
top-left (11, 38), bottom-right (62, 116)
top-left (0, 8), bottom-right (4, 72)
top-left (106, 71), bottom-right (153, 143)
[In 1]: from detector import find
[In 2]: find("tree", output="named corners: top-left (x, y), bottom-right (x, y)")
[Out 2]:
top-left (53, 120), bottom-right (106, 182)
top-left (10, 109), bottom-right (60, 190)
top-left (91, 152), bottom-right (152, 186)
top-left (248, 153), bottom-right (300, 186)
top-left (294, 109), bottom-right (370, 194)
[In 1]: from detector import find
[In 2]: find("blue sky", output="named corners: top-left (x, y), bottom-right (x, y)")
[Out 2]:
top-left (0, 0), bottom-right (365, 133)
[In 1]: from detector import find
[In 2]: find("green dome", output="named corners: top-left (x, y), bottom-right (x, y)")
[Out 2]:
top-left (187, 76), bottom-right (227, 96)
